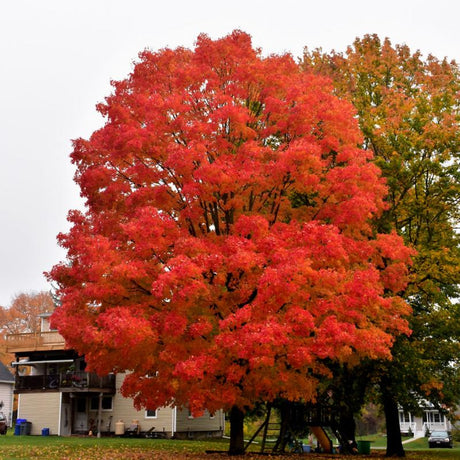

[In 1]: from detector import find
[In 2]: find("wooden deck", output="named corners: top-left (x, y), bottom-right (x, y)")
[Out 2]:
top-left (6, 331), bottom-right (66, 352)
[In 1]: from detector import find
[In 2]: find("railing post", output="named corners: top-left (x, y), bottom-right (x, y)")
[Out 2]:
top-left (97, 392), bottom-right (103, 438)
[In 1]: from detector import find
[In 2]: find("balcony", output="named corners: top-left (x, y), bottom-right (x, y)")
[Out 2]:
top-left (15, 371), bottom-right (116, 394)
top-left (6, 331), bottom-right (66, 353)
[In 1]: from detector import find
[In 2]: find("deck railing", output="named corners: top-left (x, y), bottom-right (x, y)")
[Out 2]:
top-left (304, 405), bottom-right (338, 426)
top-left (6, 331), bottom-right (66, 352)
top-left (15, 371), bottom-right (116, 392)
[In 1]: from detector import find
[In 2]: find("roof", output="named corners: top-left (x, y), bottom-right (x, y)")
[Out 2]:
top-left (0, 362), bottom-right (14, 383)
top-left (38, 312), bottom-right (53, 318)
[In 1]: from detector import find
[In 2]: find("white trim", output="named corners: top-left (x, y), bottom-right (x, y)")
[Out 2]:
top-left (38, 312), bottom-right (53, 318)
top-left (9, 386), bottom-right (14, 427)
top-left (11, 359), bottom-right (74, 366)
top-left (58, 392), bottom-right (62, 436)
top-left (145, 409), bottom-right (157, 419)
top-left (172, 406), bottom-right (177, 436)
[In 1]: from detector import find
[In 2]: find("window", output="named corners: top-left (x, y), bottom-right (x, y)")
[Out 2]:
top-left (145, 409), bottom-right (157, 419)
top-left (424, 411), bottom-right (445, 424)
top-left (90, 396), bottom-right (113, 411)
top-left (399, 411), bottom-right (410, 423)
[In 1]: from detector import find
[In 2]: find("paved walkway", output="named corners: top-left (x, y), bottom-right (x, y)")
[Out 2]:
top-left (402, 435), bottom-right (424, 444)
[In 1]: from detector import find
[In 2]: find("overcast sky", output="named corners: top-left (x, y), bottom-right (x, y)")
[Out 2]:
top-left (0, 0), bottom-right (459, 307)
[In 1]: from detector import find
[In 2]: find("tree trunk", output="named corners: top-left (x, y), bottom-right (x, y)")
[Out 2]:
top-left (382, 383), bottom-right (405, 457)
top-left (338, 412), bottom-right (358, 454)
top-left (275, 401), bottom-right (292, 452)
top-left (228, 406), bottom-right (245, 455)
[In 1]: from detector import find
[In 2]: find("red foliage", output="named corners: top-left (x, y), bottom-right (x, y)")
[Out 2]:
top-left (48, 31), bottom-right (413, 414)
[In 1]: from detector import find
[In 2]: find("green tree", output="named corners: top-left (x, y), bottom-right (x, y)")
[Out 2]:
top-left (302, 35), bottom-right (460, 457)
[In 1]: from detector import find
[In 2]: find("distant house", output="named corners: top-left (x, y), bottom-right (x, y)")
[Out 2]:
top-left (399, 402), bottom-right (453, 438)
top-left (0, 361), bottom-right (14, 427)
top-left (6, 313), bottom-right (224, 437)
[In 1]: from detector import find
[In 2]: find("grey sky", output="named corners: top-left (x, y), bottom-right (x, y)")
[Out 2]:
top-left (0, 0), bottom-right (458, 307)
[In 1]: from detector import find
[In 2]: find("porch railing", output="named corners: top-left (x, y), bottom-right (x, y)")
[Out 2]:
top-left (424, 421), bottom-right (450, 433)
top-left (399, 422), bottom-right (417, 435)
top-left (15, 371), bottom-right (116, 392)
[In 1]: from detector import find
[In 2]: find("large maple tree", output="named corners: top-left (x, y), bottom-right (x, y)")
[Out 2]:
top-left (302, 35), bottom-right (460, 457)
top-left (48, 31), bottom-right (412, 454)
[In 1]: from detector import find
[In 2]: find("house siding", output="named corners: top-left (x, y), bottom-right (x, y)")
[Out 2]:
top-left (0, 382), bottom-right (14, 427)
top-left (15, 373), bottom-right (224, 437)
top-left (175, 408), bottom-right (225, 436)
top-left (109, 374), bottom-right (224, 437)
top-left (18, 392), bottom-right (61, 435)
top-left (100, 374), bottom-right (173, 434)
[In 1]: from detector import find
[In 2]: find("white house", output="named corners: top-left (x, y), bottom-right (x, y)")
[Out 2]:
top-left (7, 313), bottom-right (224, 437)
top-left (399, 402), bottom-right (453, 438)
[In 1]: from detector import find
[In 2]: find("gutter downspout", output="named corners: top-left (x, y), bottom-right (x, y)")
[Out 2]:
top-left (172, 406), bottom-right (177, 437)
top-left (17, 394), bottom-right (21, 426)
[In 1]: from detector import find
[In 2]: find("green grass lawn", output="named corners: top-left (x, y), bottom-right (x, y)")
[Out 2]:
top-left (357, 433), bottom-right (459, 450)
top-left (355, 434), bottom-right (459, 458)
top-left (0, 432), bottom-right (458, 459)
top-left (0, 432), bottom-right (230, 459)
